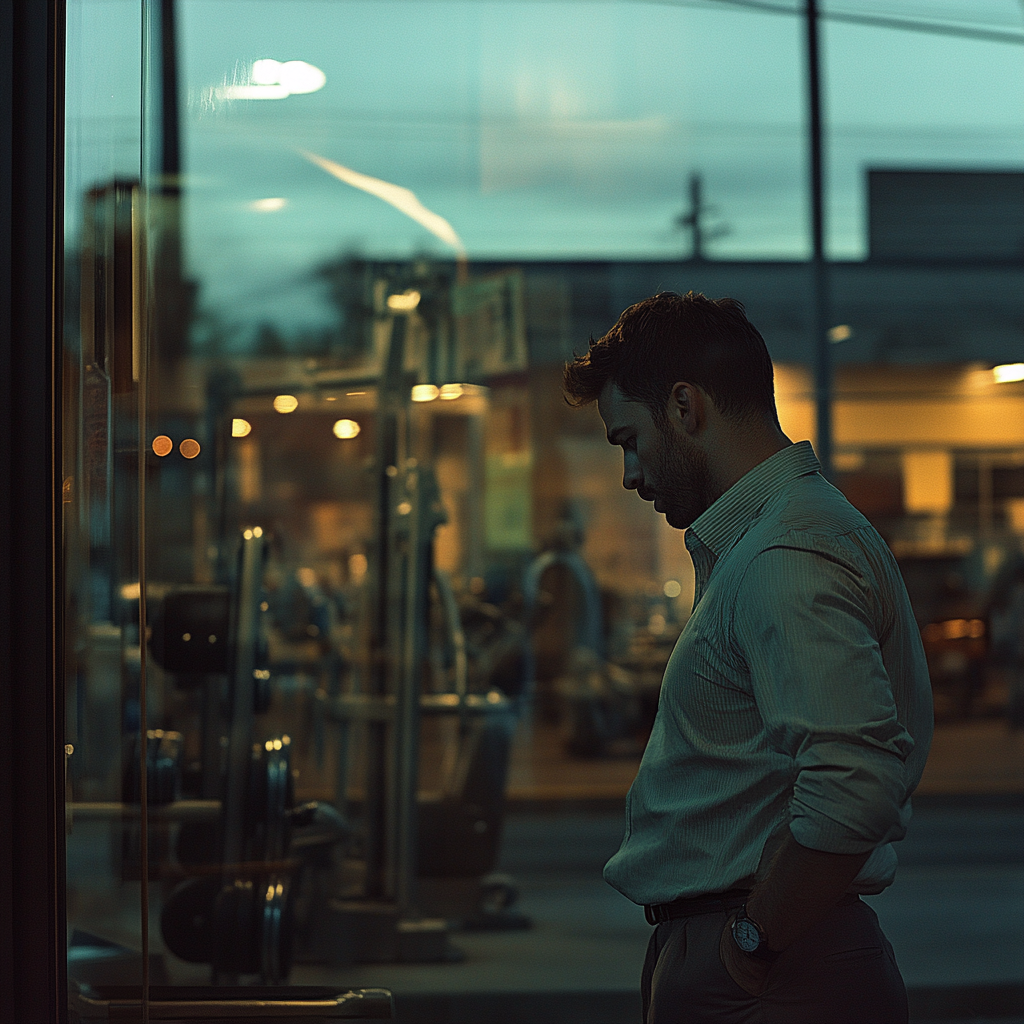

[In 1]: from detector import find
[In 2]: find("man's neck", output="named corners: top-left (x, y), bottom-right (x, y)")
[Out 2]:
top-left (707, 425), bottom-right (793, 501)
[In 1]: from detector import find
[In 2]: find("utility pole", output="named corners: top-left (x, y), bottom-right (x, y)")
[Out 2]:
top-left (806, 0), bottom-right (833, 478)
top-left (677, 172), bottom-right (728, 262)
top-left (679, 173), bottom-right (706, 261)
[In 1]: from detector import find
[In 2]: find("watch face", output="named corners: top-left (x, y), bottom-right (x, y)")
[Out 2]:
top-left (733, 917), bottom-right (761, 953)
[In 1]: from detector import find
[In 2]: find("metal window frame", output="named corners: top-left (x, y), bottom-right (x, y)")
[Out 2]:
top-left (0, 1), bottom-right (68, 1020)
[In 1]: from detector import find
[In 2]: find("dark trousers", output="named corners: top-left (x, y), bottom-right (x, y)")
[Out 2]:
top-left (641, 897), bottom-right (908, 1024)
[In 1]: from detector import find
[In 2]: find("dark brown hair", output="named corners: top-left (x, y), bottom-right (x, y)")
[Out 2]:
top-left (563, 291), bottom-right (779, 426)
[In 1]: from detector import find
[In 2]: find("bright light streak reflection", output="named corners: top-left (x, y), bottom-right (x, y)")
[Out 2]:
top-left (300, 149), bottom-right (466, 257)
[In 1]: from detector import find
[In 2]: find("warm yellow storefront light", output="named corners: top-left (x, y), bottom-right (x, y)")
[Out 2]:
top-left (333, 419), bottom-right (360, 439)
top-left (231, 418), bottom-right (252, 437)
top-left (439, 383), bottom-right (464, 400)
top-left (992, 363), bottom-right (1024, 384)
top-left (411, 384), bottom-right (440, 402)
top-left (387, 290), bottom-right (421, 312)
top-left (273, 394), bottom-right (299, 413)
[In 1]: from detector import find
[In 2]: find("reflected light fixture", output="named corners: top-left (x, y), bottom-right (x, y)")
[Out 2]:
top-left (663, 580), bottom-right (682, 599)
top-left (231, 418), bottom-right (252, 437)
top-left (254, 59), bottom-right (326, 94)
top-left (249, 197), bottom-right (287, 212)
top-left (411, 384), bottom-right (440, 403)
top-left (827, 324), bottom-right (852, 343)
top-left (179, 439), bottom-right (201, 459)
top-left (992, 363), bottom-right (1024, 384)
top-left (273, 394), bottom-right (299, 413)
top-left (217, 58), bottom-right (326, 101)
top-left (333, 419), bottom-right (361, 439)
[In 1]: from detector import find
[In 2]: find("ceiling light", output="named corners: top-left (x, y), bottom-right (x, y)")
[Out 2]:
top-left (411, 384), bottom-right (439, 402)
top-left (231, 418), bottom-right (252, 437)
top-left (992, 363), bottom-right (1024, 384)
top-left (387, 290), bottom-right (421, 312)
top-left (332, 419), bottom-right (360, 439)
top-left (273, 394), bottom-right (299, 413)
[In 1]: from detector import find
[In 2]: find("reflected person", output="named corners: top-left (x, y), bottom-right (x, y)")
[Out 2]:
top-left (563, 291), bottom-right (933, 1024)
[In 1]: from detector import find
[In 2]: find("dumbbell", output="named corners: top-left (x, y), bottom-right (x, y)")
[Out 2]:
top-left (161, 736), bottom-right (296, 981)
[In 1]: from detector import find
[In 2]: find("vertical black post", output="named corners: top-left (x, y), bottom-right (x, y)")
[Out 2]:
top-left (0, 1), bottom-right (67, 1020)
top-left (159, 0), bottom-right (180, 192)
top-left (805, 0), bottom-right (833, 478)
top-left (150, 0), bottom-right (189, 365)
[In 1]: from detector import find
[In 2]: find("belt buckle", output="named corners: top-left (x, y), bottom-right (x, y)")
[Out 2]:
top-left (644, 904), bottom-right (663, 925)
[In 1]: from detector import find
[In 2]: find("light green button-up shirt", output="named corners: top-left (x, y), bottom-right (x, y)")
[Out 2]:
top-left (603, 441), bottom-right (934, 906)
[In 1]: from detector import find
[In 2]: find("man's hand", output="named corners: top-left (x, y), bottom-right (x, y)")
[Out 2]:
top-left (719, 914), bottom-right (771, 996)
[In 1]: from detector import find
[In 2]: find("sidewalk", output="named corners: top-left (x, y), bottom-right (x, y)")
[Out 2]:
top-left (292, 801), bottom-right (1024, 1023)
top-left (295, 715), bottom-right (1024, 1022)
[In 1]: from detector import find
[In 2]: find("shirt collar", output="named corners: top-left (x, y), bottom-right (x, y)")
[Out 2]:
top-left (687, 440), bottom-right (821, 559)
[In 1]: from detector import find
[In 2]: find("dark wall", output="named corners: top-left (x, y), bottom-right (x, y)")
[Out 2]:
top-left (0, 1), bottom-right (67, 1020)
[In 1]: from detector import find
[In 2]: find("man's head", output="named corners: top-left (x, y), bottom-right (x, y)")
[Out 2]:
top-left (563, 290), bottom-right (778, 428)
top-left (563, 291), bottom-right (787, 529)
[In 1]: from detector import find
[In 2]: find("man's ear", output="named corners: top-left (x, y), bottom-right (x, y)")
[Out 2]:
top-left (669, 382), bottom-right (703, 434)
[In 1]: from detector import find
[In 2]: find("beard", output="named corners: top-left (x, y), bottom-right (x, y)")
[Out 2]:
top-left (650, 421), bottom-right (717, 530)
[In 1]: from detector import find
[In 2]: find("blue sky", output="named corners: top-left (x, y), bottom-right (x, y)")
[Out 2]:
top-left (66, 0), bottom-right (1024, 335)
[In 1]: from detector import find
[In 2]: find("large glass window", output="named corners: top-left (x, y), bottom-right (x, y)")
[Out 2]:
top-left (62, 0), bottom-right (1024, 1017)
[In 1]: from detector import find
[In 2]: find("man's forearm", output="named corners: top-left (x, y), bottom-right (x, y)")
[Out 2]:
top-left (744, 829), bottom-right (872, 951)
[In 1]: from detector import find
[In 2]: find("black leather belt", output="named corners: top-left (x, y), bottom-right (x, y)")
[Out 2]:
top-left (644, 889), bottom-right (861, 926)
top-left (644, 888), bottom-right (751, 925)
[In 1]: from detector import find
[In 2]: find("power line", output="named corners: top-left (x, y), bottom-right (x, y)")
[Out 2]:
top-left (491, 0), bottom-right (1024, 45)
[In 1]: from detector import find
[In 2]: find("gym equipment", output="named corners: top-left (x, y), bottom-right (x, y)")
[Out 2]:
top-left (155, 531), bottom-right (291, 981)
top-left (122, 729), bottom-right (183, 806)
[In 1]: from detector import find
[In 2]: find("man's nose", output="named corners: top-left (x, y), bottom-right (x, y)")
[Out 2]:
top-left (622, 453), bottom-right (641, 491)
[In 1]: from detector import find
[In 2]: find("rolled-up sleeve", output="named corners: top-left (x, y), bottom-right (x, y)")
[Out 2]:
top-left (733, 543), bottom-right (915, 854)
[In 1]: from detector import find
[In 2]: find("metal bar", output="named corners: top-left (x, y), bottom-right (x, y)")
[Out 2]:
top-left (806, 0), bottom-right (833, 480)
top-left (133, 178), bottom-right (152, 1024)
top-left (394, 469), bottom-right (425, 913)
top-left (69, 800), bottom-right (222, 821)
top-left (221, 534), bottom-right (264, 873)
top-left (74, 986), bottom-right (393, 1020)
top-left (366, 313), bottom-right (407, 899)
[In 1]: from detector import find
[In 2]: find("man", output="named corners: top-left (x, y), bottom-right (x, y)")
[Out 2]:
top-left (563, 291), bottom-right (933, 1024)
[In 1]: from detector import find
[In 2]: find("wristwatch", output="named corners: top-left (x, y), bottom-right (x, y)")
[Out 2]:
top-left (730, 905), bottom-right (781, 963)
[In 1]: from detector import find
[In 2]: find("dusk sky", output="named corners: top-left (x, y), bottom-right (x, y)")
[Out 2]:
top-left (66, 0), bottom-right (1024, 337)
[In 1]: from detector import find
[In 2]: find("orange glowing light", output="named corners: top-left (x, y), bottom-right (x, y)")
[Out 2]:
top-left (152, 435), bottom-right (174, 457)
top-left (179, 439), bottom-right (201, 459)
